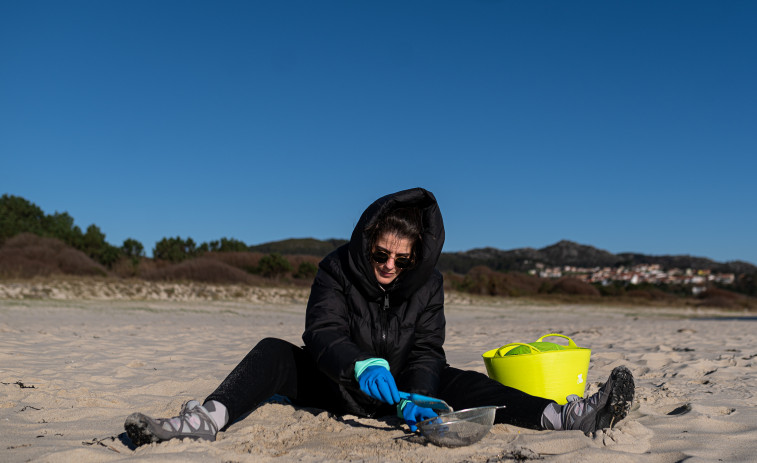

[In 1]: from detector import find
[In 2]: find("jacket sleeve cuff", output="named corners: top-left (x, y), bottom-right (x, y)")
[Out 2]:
top-left (396, 398), bottom-right (411, 418)
top-left (353, 358), bottom-right (390, 380)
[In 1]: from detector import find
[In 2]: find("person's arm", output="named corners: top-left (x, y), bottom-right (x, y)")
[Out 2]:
top-left (302, 261), bottom-right (368, 387)
top-left (397, 271), bottom-right (447, 396)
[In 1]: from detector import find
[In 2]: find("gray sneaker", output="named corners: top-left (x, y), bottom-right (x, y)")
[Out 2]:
top-left (543, 365), bottom-right (635, 434)
top-left (125, 400), bottom-right (218, 446)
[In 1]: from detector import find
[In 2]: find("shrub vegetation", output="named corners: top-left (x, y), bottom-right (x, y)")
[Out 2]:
top-left (0, 233), bottom-right (108, 278)
top-left (141, 257), bottom-right (257, 284)
top-left (1, 194), bottom-right (756, 309)
top-left (198, 237), bottom-right (248, 253)
top-left (1, 195), bottom-right (123, 268)
top-left (256, 253), bottom-right (292, 279)
top-left (153, 236), bottom-right (199, 263)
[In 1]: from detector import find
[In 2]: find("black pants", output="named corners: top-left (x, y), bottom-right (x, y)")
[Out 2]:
top-left (205, 338), bottom-right (553, 430)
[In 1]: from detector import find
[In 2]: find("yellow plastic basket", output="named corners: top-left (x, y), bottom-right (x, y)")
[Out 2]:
top-left (482, 334), bottom-right (591, 404)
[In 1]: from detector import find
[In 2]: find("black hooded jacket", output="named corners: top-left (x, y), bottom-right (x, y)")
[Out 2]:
top-left (302, 188), bottom-right (447, 416)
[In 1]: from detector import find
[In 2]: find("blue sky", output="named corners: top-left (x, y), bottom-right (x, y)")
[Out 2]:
top-left (2, 1), bottom-right (755, 264)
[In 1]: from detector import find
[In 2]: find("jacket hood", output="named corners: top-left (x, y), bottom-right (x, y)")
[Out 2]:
top-left (347, 188), bottom-right (445, 300)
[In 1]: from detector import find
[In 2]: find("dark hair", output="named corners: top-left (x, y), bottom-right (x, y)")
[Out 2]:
top-left (368, 207), bottom-right (423, 261)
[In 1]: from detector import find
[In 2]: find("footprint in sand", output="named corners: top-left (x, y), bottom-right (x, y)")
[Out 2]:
top-left (692, 404), bottom-right (737, 417)
top-left (666, 403), bottom-right (692, 416)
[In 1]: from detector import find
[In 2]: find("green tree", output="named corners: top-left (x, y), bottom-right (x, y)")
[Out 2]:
top-left (43, 211), bottom-right (83, 249)
top-left (98, 244), bottom-right (122, 268)
top-left (199, 237), bottom-right (249, 253)
top-left (0, 195), bottom-right (88, 247)
top-left (80, 224), bottom-right (120, 267)
top-left (197, 241), bottom-right (213, 253)
top-left (218, 237), bottom-right (248, 252)
top-left (153, 236), bottom-right (198, 262)
top-left (122, 238), bottom-right (145, 258)
top-left (257, 253), bottom-right (292, 278)
top-left (0, 194), bottom-right (46, 242)
top-left (122, 238), bottom-right (145, 266)
top-left (294, 261), bottom-right (318, 280)
top-left (82, 224), bottom-right (106, 257)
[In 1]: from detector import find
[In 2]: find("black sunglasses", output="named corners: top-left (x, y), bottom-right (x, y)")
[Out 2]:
top-left (371, 250), bottom-right (414, 269)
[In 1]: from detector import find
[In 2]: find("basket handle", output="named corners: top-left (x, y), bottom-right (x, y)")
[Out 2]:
top-left (494, 342), bottom-right (542, 357)
top-left (536, 333), bottom-right (578, 348)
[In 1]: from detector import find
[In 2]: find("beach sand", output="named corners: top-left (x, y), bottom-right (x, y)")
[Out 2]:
top-left (2, 280), bottom-right (756, 462)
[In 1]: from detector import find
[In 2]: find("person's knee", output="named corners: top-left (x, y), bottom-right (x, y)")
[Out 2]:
top-left (253, 337), bottom-right (302, 361)
top-left (257, 337), bottom-right (286, 345)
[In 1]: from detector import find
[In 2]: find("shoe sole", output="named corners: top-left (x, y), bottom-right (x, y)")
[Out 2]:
top-left (596, 365), bottom-right (635, 431)
top-left (124, 412), bottom-right (217, 446)
top-left (124, 413), bottom-right (161, 447)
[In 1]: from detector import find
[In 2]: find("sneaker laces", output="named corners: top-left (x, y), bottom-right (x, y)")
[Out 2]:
top-left (561, 389), bottom-right (604, 432)
top-left (162, 400), bottom-right (218, 435)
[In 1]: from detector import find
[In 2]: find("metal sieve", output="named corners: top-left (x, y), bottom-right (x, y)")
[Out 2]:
top-left (417, 405), bottom-right (504, 447)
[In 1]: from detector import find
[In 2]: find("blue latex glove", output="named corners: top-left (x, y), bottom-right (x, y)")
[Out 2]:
top-left (357, 366), bottom-right (400, 404)
top-left (402, 401), bottom-right (438, 432)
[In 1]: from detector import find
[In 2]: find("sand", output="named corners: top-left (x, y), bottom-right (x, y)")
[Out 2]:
top-left (2, 280), bottom-right (757, 462)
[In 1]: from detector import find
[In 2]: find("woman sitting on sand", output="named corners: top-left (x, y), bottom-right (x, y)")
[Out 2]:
top-left (125, 188), bottom-right (634, 445)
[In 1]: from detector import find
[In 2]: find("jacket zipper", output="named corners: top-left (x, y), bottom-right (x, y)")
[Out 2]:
top-left (380, 292), bottom-right (390, 356)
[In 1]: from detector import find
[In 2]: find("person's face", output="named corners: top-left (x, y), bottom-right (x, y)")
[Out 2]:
top-left (371, 233), bottom-right (413, 285)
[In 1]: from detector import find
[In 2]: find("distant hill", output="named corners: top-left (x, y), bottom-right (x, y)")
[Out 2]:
top-left (256, 238), bottom-right (757, 275)
top-left (614, 252), bottom-right (757, 275)
top-left (437, 240), bottom-right (619, 274)
top-left (438, 240), bottom-right (757, 275)
top-left (248, 238), bottom-right (347, 256)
